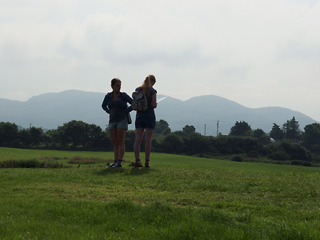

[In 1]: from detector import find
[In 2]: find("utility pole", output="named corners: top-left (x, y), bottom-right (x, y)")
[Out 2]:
top-left (216, 120), bottom-right (219, 137)
top-left (204, 124), bottom-right (206, 136)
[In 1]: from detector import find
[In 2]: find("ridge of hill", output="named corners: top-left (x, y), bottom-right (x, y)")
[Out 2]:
top-left (0, 90), bottom-right (317, 135)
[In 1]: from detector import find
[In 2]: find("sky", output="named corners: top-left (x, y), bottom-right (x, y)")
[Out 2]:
top-left (1, 0), bottom-right (320, 121)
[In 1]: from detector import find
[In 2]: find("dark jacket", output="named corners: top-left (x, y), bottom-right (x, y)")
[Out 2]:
top-left (101, 92), bottom-right (133, 114)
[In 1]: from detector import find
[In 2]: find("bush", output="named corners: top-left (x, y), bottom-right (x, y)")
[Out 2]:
top-left (247, 150), bottom-right (259, 158)
top-left (279, 141), bottom-right (310, 161)
top-left (68, 156), bottom-right (106, 164)
top-left (302, 161), bottom-right (313, 167)
top-left (160, 134), bottom-right (184, 154)
top-left (231, 155), bottom-right (243, 162)
top-left (0, 160), bottom-right (64, 168)
top-left (268, 151), bottom-right (290, 160)
top-left (291, 160), bottom-right (313, 167)
top-left (291, 160), bottom-right (301, 166)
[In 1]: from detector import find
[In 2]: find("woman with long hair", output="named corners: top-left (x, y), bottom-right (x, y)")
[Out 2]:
top-left (101, 78), bottom-right (132, 167)
top-left (133, 74), bottom-right (157, 167)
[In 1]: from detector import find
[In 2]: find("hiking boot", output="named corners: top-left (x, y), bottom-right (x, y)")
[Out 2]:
top-left (145, 160), bottom-right (150, 168)
top-left (134, 160), bottom-right (143, 167)
top-left (112, 161), bottom-right (122, 168)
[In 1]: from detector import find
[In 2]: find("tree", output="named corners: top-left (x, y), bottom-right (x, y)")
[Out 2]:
top-left (29, 127), bottom-right (44, 147)
top-left (161, 134), bottom-right (184, 154)
top-left (57, 120), bottom-right (90, 148)
top-left (183, 133), bottom-right (207, 155)
top-left (182, 125), bottom-right (196, 135)
top-left (18, 129), bottom-right (32, 147)
top-left (278, 140), bottom-right (310, 161)
top-left (172, 131), bottom-right (187, 137)
top-left (45, 129), bottom-right (60, 148)
top-left (270, 123), bottom-right (284, 141)
top-left (125, 130), bottom-right (136, 152)
top-left (0, 122), bottom-right (18, 146)
top-left (87, 124), bottom-right (105, 149)
top-left (283, 117), bottom-right (301, 141)
top-left (154, 119), bottom-right (171, 135)
top-left (251, 128), bottom-right (270, 145)
top-left (215, 136), bottom-right (261, 154)
top-left (229, 121), bottom-right (251, 136)
top-left (303, 123), bottom-right (320, 152)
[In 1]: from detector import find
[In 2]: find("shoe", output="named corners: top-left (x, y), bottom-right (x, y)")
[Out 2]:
top-left (112, 161), bottom-right (122, 168)
top-left (134, 160), bottom-right (143, 167)
top-left (145, 160), bottom-right (150, 168)
top-left (109, 161), bottom-right (117, 167)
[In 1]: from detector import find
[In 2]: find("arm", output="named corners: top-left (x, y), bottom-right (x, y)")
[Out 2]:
top-left (121, 92), bottom-right (133, 113)
top-left (151, 93), bottom-right (157, 108)
top-left (123, 92), bottom-right (133, 104)
top-left (101, 94), bottom-right (110, 113)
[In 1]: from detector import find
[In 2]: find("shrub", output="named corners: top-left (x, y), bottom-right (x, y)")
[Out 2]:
top-left (302, 161), bottom-right (313, 167)
top-left (0, 160), bottom-right (64, 168)
top-left (160, 134), bottom-right (184, 154)
top-left (279, 141), bottom-right (310, 161)
top-left (291, 160), bottom-right (301, 166)
top-left (247, 150), bottom-right (259, 158)
top-left (291, 160), bottom-right (313, 167)
top-left (68, 156), bottom-right (106, 164)
top-left (231, 155), bottom-right (243, 162)
top-left (268, 151), bottom-right (290, 160)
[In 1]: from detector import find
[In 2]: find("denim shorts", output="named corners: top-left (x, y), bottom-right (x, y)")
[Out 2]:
top-left (135, 115), bottom-right (156, 130)
top-left (108, 119), bottom-right (128, 130)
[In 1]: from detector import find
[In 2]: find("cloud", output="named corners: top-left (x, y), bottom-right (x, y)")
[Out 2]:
top-left (0, 0), bottom-right (320, 122)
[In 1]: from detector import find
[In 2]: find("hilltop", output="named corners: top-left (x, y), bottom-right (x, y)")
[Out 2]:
top-left (0, 90), bottom-right (317, 135)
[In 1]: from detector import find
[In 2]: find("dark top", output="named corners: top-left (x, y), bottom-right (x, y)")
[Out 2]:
top-left (101, 92), bottom-right (132, 123)
top-left (108, 100), bottom-right (126, 123)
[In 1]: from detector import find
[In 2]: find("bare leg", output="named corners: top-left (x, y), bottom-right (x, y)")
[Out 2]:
top-left (134, 128), bottom-right (145, 160)
top-left (109, 129), bottom-right (118, 161)
top-left (117, 128), bottom-right (127, 160)
top-left (144, 129), bottom-right (154, 161)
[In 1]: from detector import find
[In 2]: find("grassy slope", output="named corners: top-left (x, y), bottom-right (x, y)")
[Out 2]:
top-left (0, 147), bottom-right (320, 239)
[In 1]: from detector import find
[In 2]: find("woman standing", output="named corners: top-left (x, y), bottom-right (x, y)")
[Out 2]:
top-left (134, 74), bottom-right (157, 168)
top-left (101, 78), bottom-right (132, 167)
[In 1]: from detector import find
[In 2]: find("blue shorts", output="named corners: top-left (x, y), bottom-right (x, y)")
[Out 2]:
top-left (108, 119), bottom-right (128, 130)
top-left (135, 116), bottom-right (156, 129)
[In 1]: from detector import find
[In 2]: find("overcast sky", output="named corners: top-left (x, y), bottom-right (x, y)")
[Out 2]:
top-left (1, 0), bottom-right (320, 121)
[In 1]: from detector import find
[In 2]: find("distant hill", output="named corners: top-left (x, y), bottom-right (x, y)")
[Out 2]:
top-left (0, 90), bottom-right (318, 135)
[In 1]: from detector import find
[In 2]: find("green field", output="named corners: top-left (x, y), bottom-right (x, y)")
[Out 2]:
top-left (1, 147), bottom-right (320, 239)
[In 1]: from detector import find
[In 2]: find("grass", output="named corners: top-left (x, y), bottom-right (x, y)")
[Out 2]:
top-left (0, 147), bottom-right (320, 239)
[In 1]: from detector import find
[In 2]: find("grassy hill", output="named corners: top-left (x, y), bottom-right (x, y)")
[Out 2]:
top-left (1, 147), bottom-right (319, 239)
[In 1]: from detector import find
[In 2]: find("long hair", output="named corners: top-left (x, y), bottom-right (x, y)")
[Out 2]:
top-left (141, 75), bottom-right (156, 97)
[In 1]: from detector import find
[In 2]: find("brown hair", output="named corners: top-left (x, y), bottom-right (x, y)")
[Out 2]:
top-left (111, 78), bottom-right (121, 87)
top-left (141, 74), bottom-right (156, 97)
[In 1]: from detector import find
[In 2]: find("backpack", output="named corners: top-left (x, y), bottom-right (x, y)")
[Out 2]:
top-left (132, 88), bottom-right (148, 112)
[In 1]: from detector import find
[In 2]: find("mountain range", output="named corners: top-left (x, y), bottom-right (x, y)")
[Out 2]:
top-left (0, 89), bottom-right (318, 135)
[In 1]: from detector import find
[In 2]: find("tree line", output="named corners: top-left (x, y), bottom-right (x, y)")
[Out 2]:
top-left (1, 117), bottom-right (320, 165)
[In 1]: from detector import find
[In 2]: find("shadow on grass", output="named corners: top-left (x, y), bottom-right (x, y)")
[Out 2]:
top-left (95, 165), bottom-right (154, 176)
